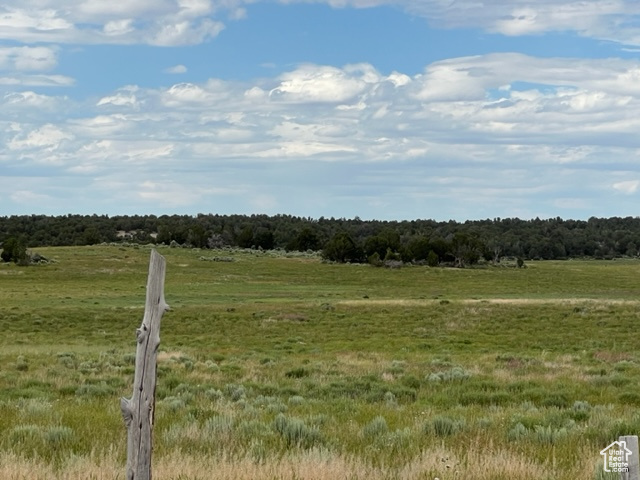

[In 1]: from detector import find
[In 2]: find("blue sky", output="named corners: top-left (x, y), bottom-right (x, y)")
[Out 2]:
top-left (2, 1), bottom-right (640, 221)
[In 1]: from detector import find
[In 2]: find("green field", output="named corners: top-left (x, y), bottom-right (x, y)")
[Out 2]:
top-left (1, 245), bottom-right (639, 479)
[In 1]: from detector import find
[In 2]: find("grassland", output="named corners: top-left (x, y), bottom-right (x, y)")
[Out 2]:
top-left (1, 245), bottom-right (640, 479)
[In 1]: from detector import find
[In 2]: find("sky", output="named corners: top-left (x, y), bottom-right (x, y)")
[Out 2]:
top-left (2, 1), bottom-right (640, 221)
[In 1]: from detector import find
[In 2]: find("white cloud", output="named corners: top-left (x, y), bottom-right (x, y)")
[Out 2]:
top-left (165, 64), bottom-right (188, 74)
top-left (386, 0), bottom-right (640, 46)
top-left (0, 1), bottom-right (227, 46)
top-left (0, 7), bottom-right (72, 32)
top-left (8, 123), bottom-right (73, 151)
top-left (0, 46), bottom-right (58, 71)
top-left (150, 18), bottom-right (224, 46)
top-left (10, 189), bottom-right (53, 205)
top-left (3, 53), bottom-right (640, 218)
top-left (162, 82), bottom-right (211, 105)
top-left (177, 0), bottom-right (212, 18)
top-left (97, 93), bottom-right (139, 108)
top-left (613, 180), bottom-right (640, 195)
top-left (3, 91), bottom-right (61, 109)
top-left (270, 64), bottom-right (377, 103)
top-left (0, 73), bottom-right (74, 86)
top-left (103, 18), bottom-right (135, 36)
top-left (0, 0), bottom-right (638, 49)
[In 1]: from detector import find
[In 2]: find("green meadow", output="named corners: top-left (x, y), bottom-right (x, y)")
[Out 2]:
top-left (1, 245), bottom-right (639, 479)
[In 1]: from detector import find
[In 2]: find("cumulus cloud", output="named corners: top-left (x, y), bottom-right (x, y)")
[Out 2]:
top-left (3, 52), bottom-right (640, 218)
top-left (0, 46), bottom-right (58, 71)
top-left (270, 64), bottom-right (378, 103)
top-left (0, 0), bottom-right (639, 49)
top-left (613, 180), bottom-right (640, 195)
top-left (165, 64), bottom-right (188, 74)
top-left (151, 18), bottom-right (224, 46)
top-left (2, 91), bottom-right (61, 110)
top-left (0, 1), bottom-right (228, 46)
top-left (0, 73), bottom-right (74, 87)
top-left (375, 0), bottom-right (640, 46)
top-left (97, 93), bottom-right (139, 108)
top-left (103, 18), bottom-right (135, 36)
top-left (8, 123), bottom-right (73, 151)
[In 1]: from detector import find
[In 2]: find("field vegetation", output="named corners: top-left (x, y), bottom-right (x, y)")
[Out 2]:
top-left (1, 244), bottom-right (639, 479)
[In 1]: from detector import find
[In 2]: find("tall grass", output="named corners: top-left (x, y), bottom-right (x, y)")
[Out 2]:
top-left (1, 245), bottom-right (639, 478)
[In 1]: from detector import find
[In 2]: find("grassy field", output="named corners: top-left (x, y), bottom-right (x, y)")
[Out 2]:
top-left (1, 245), bottom-right (640, 479)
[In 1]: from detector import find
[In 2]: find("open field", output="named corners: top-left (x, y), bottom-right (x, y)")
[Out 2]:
top-left (1, 245), bottom-right (640, 479)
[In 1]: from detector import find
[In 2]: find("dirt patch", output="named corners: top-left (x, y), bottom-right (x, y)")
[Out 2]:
top-left (337, 298), bottom-right (640, 307)
top-left (158, 351), bottom-right (187, 362)
top-left (594, 351), bottom-right (634, 363)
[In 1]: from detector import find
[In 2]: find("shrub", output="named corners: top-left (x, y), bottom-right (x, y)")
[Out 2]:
top-left (45, 426), bottom-right (74, 446)
top-left (273, 414), bottom-right (322, 448)
top-left (426, 366), bottom-right (471, 383)
top-left (285, 367), bottom-right (310, 379)
top-left (9, 424), bottom-right (43, 444)
top-left (508, 422), bottom-right (529, 441)
top-left (534, 425), bottom-right (568, 445)
top-left (225, 383), bottom-right (246, 402)
top-left (75, 382), bottom-right (114, 398)
top-left (363, 416), bottom-right (388, 439)
top-left (430, 416), bottom-right (466, 437)
top-left (384, 391), bottom-right (397, 407)
top-left (288, 395), bottom-right (305, 406)
top-left (204, 415), bottom-right (234, 436)
top-left (541, 393), bottom-right (570, 409)
top-left (368, 252), bottom-right (383, 267)
top-left (1, 237), bottom-right (28, 264)
top-left (571, 400), bottom-right (592, 421)
top-left (205, 388), bottom-right (223, 401)
top-left (15, 355), bottom-right (28, 372)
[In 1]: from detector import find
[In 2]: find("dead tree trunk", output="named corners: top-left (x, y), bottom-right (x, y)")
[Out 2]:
top-left (121, 250), bottom-right (169, 480)
top-left (620, 435), bottom-right (640, 480)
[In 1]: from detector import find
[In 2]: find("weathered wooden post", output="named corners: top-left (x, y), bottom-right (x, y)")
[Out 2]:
top-left (620, 435), bottom-right (640, 480)
top-left (121, 250), bottom-right (169, 480)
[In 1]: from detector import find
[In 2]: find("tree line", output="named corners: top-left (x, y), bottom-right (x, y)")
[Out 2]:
top-left (1, 214), bottom-right (640, 266)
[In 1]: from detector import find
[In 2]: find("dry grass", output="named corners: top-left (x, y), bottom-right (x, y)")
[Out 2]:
top-left (0, 444), bottom-right (595, 480)
top-left (338, 298), bottom-right (640, 307)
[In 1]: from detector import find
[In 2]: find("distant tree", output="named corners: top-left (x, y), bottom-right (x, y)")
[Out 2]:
top-left (287, 227), bottom-right (321, 252)
top-left (449, 232), bottom-right (483, 268)
top-left (187, 224), bottom-right (207, 248)
top-left (383, 247), bottom-right (401, 262)
top-left (322, 232), bottom-right (363, 263)
top-left (1, 237), bottom-right (28, 264)
top-left (236, 226), bottom-right (254, 248)
top-left (83, 227), bottom-right (101, 245)
top-left (367, 251), bottom-right (383, 267)
top-left (254, 228), bottom-right (275, 250)
top-left (426, 250), bottom-right (439, 267)
top-left (404, 236), bottom-right (431, 262)
top-left (156, 225), bottom-right (172, 245)
top-left (486, 239), bottom-right (504, 264)
top-left (207, 233), bottom-right (226, 249)
top-left (429, 237), bottom-right (449, 263)
top-left (364, 228), bottom-right (400, 258)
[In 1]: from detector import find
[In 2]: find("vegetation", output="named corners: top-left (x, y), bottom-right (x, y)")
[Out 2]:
top-left (0, 237), bottom-right (28, 264)
top-left (0, 245), bottom-right (638, 479)
top-left (2, 214), bottom-right (640, 265)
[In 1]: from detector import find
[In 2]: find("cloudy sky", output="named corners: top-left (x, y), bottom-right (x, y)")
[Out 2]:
top-left (2, 1), bottom-right (640, 221)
